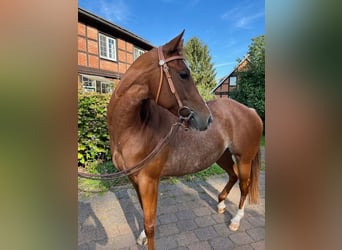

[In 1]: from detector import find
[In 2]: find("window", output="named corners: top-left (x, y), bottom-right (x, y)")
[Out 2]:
top-left (80, 75), bottom-right (113, 94)
top-left (133, 47), bottom-right (144, 61)
top-left (81, 75), bottom-right (96, 92)
top-left (100, 81), bottom-right (112, 94)
top-left (229, 76), bottom-right (237, 86)
top-left (99, 33), bottom-right (117, 61)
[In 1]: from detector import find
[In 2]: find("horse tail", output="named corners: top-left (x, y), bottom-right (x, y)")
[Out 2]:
top-left (248, 148), bottom-right (261, 204)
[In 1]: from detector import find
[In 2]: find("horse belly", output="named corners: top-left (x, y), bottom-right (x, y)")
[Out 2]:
top-left (161, 133), bottom-right (227, 176)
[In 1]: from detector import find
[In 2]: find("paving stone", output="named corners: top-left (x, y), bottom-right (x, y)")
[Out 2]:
top-left (231, 245), bottom-right (254, 250)
top-left (176, 219), bottom-right (198, 231)
top-left (175, 231), bottom-right (199, 246)
top-left (157, 223), bottom-right (180, 237)
top-left (251, 240), bottom-right (265, 250)
top-left (195, 216), bottom-right (216, 227)
top-left (155, 235), bottom-right (178, 249)
top-left (229, 232), bottom-right (254, 245)
top-left (78, 173), bottom-right (265, 249)
top-left (213, 223), bottom-right (235, 237)
top-left (246, 216), bottom-right (265, 227)
top-left (175, 209), bottom-right (196, 220)
top-left (158, 213), bottom-right (178, 224)
top-left (194, 226), bottom-right (218, 241)
top-left (247, 227), bottom-right (265, 241)
top-left (187, 241), bottom-right (212, 250)
top-left (117, 223), bottom-right (132, 235)
top-left (111, 234), bottom-right (136, 249)
top-left (158, 204), bottom-right (178, 214)
top-left (209, 236), bottom-right (235, 250)
top-left (159, 197), bottom-right (178, 207)
top-left (174, 202), bottom-right (190, 211)
top-left (170, 247), bottom-right (187, 250)
top-left (237, 218), bottom-right (254, 231)
top-left (212, 213), bottom-right (231, 224)
top-left (78, 243), bottom-right (89, 250)
top-left (193, 206), bottom-right (212, 216)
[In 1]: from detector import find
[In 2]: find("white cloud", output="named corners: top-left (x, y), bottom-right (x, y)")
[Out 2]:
top-left (98, 0), bottom-right (130, 23)
top-left (220, 7), bottom-right (239, 20)
top-left (220, 1), bottom-right (264, 29)
top-left (235, 12), bottom-right (264, 29)
top-left (214, 61), bottom-right (236, 68)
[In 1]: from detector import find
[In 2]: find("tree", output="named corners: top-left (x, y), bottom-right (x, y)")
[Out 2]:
top-left (230, 35), bottom-right (265, 124)
top-left (184, 37), bottom-right (216, 100)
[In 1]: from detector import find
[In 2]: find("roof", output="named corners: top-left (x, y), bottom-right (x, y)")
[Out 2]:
top-left (78, 8), bottom-right (154, 50)
top-left (211, 56), bottom-right (251, 93)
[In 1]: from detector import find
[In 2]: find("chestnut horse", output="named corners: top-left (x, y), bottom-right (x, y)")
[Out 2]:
top-left (107, 31), bottom-right (263, 249)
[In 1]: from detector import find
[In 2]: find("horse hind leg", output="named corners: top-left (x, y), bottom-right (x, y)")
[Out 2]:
top-left (229, 160), bottom-right (252, 231)
top-left (216, 149), bottom-right (238, 214)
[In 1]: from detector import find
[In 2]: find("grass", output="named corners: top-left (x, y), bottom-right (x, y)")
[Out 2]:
top-left (162, 163), bottom-right (225, 184)
top-left (78, 161), bottom-right (129, 194)
top-left (260, 135), bottom-right (265, 170)
top-left (78, 161), bottom-right (225, 193)
top-left (78, 136), bottom-right (265, 193)
top-left (260, 135), bottom-right (265, 147)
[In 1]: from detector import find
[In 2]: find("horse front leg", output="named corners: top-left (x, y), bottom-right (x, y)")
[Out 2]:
top-left (136, 176), bottom-right (159, 250)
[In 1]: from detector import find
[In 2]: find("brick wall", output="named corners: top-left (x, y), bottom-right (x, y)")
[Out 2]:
top-left (77, 21), bottom-right (138, 77)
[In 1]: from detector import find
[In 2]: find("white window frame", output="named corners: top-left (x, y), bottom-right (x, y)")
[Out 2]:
top-left (100, 81), bottom-right (113, 94)
top-left (99, 33), bottom-right (117, 61)
top-left (81, 75), bottom-right (96, 92)
top-left (229, 76), bottom-right (237, 86)
top-left (80, 75), bottom-right (113, 94)
top-left (133, 47), bottom-right (144, 61)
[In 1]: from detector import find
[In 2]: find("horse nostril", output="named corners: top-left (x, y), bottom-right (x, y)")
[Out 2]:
top-left (178, 106), bottom-right (192, 120)
top-left (208, 115), bottom-right (213, 126)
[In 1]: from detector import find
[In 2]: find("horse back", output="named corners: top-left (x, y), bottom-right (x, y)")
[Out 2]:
top-left (207, 98), bottom-right (263, 157)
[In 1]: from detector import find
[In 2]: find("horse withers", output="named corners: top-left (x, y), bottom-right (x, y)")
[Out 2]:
top-left (107, 31), bottom-right (263, 250)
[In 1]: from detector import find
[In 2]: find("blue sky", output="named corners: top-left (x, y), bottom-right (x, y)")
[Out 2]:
top-left (78, 0), bottom-right (264, 82)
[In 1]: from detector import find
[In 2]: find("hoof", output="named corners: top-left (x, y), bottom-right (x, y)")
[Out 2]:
top-left (137, 237), bottom-right (148, 246)
top-left (217, 207), bottom-right (225, 214)
top-left (217, 201), bottom-right (226, 214)
top-left (137, 231), bottom-right (148, 246)
top-left (229, 222), bottom-right (240, 231)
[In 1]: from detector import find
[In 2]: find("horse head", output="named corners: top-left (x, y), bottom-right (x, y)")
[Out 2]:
top-left (149, 31), bottom-right (212, 131)
top-left (115, 31), bottom-right (212, 131)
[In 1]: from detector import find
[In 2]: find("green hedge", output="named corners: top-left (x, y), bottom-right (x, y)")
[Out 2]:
top-left (78, 93), bottom-right (112, 166)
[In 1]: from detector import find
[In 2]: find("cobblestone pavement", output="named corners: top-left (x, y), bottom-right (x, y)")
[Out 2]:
top-left (78, 172), bottom-right (265, 250)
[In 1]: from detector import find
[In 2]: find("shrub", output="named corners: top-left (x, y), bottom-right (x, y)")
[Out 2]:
top-left (78, 93), bottom-right (111, 166)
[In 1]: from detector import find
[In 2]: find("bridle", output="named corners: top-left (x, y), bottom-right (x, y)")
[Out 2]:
top-left (78, 46), bottom-right (193, 182)
top-left (155, 46), bottom-right (193, 123)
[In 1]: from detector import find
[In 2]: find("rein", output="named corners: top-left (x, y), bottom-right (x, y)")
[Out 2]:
top-left (78, 46), bottom-right (192, 181)
top-left (78, 122), bottom-right (181, 180)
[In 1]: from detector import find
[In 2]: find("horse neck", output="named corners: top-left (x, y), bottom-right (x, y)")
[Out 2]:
top-left (111, 87), bottom-right (147, 126)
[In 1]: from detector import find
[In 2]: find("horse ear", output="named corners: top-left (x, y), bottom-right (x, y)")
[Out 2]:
top-left (163, 30), bottom-right (185, 55)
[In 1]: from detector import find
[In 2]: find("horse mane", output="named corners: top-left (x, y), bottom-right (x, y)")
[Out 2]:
top-left (115, 30), bottom-right (185, 98)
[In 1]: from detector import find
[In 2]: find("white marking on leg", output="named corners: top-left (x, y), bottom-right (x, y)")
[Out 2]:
top-left (232, 154), bottom-right (237, 163)
top-left (137, 230), bottom-right (147, 246)
top-left (229, 205), bottom-right (245, 231)
top-left (217, 200), bottom-right (226, 213)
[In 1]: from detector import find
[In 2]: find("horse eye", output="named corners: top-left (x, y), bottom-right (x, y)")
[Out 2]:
top-left (179, 71), bottom-right (189, 80)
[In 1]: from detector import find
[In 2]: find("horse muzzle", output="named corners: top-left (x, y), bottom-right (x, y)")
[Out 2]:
top-left (178, 106), bottom-right (212, 131)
